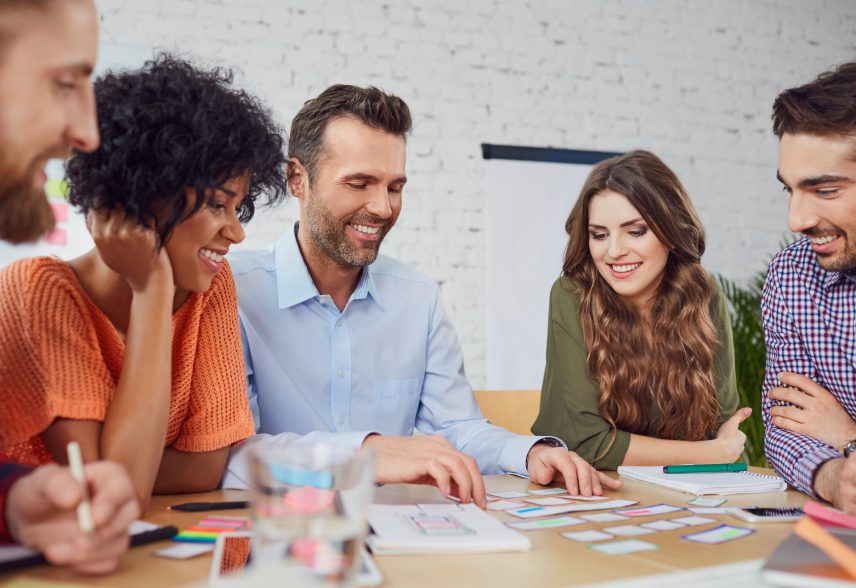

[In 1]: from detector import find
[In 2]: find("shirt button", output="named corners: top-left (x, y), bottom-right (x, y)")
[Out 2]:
top-left (338, 369), bottom-right (345, 378)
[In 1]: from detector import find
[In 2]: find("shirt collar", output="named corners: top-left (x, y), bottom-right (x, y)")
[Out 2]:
top-left (822, 268), bottom-right (850, 290)
top-left (274, 222), bottom-right (385, 311)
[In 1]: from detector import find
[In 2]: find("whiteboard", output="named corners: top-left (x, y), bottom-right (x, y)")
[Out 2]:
top-left (483, 145), bottom-right (619, 390)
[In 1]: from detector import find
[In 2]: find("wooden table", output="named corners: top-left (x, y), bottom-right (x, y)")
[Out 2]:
top-left (1, 471), bottom-right (809, 587)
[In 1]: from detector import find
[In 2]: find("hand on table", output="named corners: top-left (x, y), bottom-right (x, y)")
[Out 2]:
top-left (526, 443), bottom-right (622, 495)
top-left (362, 434), bottom-right (487, 508)
top-left (6, 461), bottom-right (141, 574)
top-left (815, 454), bottom-right (856, 514)
top-left (769, 372), bottom-right (856, 449)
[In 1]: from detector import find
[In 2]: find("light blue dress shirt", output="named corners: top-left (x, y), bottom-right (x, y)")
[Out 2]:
top-left (222, 223), bottom-right (557, 487)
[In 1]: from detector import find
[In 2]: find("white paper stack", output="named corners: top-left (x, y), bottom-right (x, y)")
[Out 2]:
top-left (366, 503), bottom-right (531, 555)
top-left (617, 466), bottom-right (786, 495)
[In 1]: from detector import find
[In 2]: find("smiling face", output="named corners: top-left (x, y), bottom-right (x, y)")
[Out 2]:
top-left (588, 189), bottom-right (670, 313)
top-left (292, 116), bottom-right (407, 269)
top-left (0, 0), bottom-right (99, 243)
top-left (779, 133), bottom-right (856, 273)
top-left (164, 173), bottom-right (249, 294)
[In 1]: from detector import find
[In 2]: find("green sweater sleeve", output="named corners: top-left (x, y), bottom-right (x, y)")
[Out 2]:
top-left (531, 277), bottom-right (630, 470)
top-left (710, 279), bottom-right (739, 430)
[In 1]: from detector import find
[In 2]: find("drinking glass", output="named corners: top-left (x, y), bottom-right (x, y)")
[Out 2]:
top-left (246, 444), bottom-right (375, 587)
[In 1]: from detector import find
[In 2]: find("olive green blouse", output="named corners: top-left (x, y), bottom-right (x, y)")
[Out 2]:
top-left (531, 276), bottom-right (739, 470)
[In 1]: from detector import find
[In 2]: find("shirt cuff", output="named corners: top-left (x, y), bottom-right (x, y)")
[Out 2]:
top-left (0, 462), bottom-right (34, 544)
top-left (793, 445), bottom-right (842, 498)
top-left (498, 436), bottom-right (567, 477)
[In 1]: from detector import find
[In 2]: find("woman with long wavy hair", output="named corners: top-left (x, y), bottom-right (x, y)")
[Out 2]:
top-left (532, 150), bottom-right (750, 469)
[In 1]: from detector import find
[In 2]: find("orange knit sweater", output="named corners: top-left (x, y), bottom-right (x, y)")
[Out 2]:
top-left (0, 256), bottom-right (254, 465)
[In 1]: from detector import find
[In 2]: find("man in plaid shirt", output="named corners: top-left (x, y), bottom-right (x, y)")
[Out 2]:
top-left (763, 62), bottom-right (856, 513)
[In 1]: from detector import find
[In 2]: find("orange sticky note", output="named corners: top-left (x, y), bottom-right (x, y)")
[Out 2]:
top-left (794, 516), bottom-right (856, 579)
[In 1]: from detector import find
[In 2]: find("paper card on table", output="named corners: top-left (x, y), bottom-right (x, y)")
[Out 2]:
top-left (487, 500), bottom-right (527, 511)
top-left (687, 507), bottom-right (729, 514)
top-left (589, 539), bottom-right (659, 555)
top-left (565, 495), bottom-right (610, 501)
top-left (688, 496), bottom-right (726, 507)
top-left (488, 490), bottom-right (530, 499)
top-left (672, 516), bottom-right (716, 527)
top-left (506, 516), bottom-right (586, 531)
top-left (614, 504), bottom-right (684, 517)
top-left (154, 543), bottom-right (215, 559)
top-left (528, 488), bottom-right (568, 496)
top-left (523, 497), bottom-right (573, 506)
top-left (641, 520), bottom-right (686, 531)
top-left (562, 530), bottom-right (614, 542)
top-left (417, 504), bottom-right (463, 514)
top-left (682, 524), bottom-right (754, 544)
top-left (506, 499), bottom-right (638, 519)
top-left (605, 524), bottom-right (656, 537)
top-left (581, 512), bottom-right (629, 523)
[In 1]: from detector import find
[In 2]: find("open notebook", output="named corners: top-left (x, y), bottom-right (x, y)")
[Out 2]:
top-left (617, 466), bottom-right (786, 495)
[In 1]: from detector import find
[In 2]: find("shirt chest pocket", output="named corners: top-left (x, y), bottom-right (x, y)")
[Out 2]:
top-left (372, 378), bottom-right (422, 436)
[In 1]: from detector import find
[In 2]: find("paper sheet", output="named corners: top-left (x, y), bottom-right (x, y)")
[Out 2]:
top-left (605, 525), bottom-right (656, 537)
top-left (562, 530), bottom-right (614, 542)
top-left (589, 540), bottom-right (659, 555)
top-left (682, 524), bottom-right (754, 544)
top-left (506, 516), bottom-right (586, 531)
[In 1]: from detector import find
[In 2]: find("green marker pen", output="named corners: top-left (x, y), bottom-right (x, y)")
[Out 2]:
top-left (662, 463), bottom-right (748, 474)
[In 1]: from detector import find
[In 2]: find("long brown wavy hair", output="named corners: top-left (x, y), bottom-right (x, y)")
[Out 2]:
top-left (562, 150), bottom-right (719, 457)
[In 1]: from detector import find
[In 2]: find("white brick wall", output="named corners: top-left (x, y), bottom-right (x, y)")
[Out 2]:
top-left (97, 0), bottom-right (856, 387)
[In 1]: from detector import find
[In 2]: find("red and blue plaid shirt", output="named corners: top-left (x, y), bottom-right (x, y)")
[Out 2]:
top-left (762, 237), bottom-right (856, 496)
top-left (0, 459), bottom-right (33, 543)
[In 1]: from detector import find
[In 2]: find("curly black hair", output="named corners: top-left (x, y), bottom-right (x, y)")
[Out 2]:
top-left (66, 53), bottom-right (287, 245)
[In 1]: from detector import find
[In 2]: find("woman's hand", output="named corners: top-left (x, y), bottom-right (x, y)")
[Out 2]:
top-left (713, 407), bottom-right (752, 462)
top-left (86, 209), bottom-right (173, 293)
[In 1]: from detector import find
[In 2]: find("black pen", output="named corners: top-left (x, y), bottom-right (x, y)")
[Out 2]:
top-left (168, 500), bottom-right (250, 512)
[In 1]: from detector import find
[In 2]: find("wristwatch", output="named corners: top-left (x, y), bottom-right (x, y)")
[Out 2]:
top-left (843, 439), bottom-right (856, 458)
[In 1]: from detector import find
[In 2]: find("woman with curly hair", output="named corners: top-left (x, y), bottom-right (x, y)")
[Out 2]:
top-left (532, 150), bottom-right (750, 469)
top-left (0, 54), bottom-right (287, 505)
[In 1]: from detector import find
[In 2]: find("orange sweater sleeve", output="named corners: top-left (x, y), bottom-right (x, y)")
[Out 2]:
top-left (0, 258), bottom-right (116, 452)
top-left (171, 262), bottom-right (254, 453)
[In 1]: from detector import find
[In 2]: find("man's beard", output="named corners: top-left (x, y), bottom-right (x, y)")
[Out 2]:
top-left (806, 225), bottom-right (856, 273)
top-left (0, 146), bottom-right (68, 244)
top-left (304, 192), bottom-right (390, 268)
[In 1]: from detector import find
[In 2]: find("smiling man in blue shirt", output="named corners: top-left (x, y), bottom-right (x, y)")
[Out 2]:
top-left (223, 85), bottom-right (621, 504)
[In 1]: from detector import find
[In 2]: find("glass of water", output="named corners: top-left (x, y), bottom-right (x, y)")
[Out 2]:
top-left (246, 444), bottom-right (376, 587)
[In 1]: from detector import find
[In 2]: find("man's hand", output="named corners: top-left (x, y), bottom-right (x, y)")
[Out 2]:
top-left (814, 455), bottom-right (856, 514)
top-left (769, 372), bottom-right (856, 450)
top-left (7, 462), bottom-right (141, 574)
top-left (362, 435), bottom-right (487, 508)
top-left (526, 443), bottom-right (623, 496)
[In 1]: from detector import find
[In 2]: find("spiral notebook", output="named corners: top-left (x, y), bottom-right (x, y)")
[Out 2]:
top-left (617, 466), bottom-right (787, 495)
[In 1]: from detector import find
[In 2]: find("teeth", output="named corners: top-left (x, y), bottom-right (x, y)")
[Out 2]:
top-left (200, 248), bottom-right (224, 263)
top-left (611, 263), bottom-right (641, 273)
top-left (810, 235), bottom-right (837, 245)
top-left (352, 223), bottom-right (380, 235)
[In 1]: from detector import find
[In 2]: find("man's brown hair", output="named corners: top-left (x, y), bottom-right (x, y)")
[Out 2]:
top-left (772, 61), bottom-right (856, 138)
top-left (288, 84), bottom-right (412, 185)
